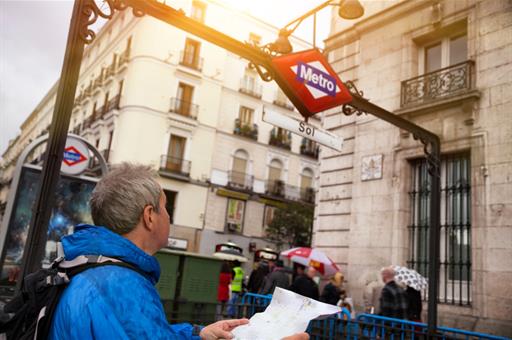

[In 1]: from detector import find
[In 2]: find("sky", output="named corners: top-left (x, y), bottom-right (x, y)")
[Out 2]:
top-left (0, 0), bottom-right (331, 155)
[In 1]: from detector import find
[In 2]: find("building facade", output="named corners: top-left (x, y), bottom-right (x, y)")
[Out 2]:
top-left (0, 0), bottom-right (319, 269)
top-left (315, 0), bottom-right (511, 335)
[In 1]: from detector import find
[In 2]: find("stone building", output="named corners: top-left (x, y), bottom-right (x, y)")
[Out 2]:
top-left (314, 0), bottom-right (511, 335)
top-left (0, 0), bottom-right (319, 269)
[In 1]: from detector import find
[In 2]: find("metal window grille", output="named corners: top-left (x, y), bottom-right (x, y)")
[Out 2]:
top-left (408, 153), bottom-right (471, 305)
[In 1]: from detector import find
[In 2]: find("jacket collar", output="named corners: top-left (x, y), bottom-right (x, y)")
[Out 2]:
top-left (61, 224), bottom-right (160, 284)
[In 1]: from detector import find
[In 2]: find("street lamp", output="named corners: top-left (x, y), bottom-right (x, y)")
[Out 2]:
top-left (269, 0), bottom-right (364, 54)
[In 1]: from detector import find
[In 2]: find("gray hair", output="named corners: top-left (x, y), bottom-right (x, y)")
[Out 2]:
top-left (90, 163), bottom-right (162, 234)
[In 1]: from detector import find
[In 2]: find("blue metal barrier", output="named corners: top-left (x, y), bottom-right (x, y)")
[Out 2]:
top-left (238, 293), bottom-right (510, 340)
top-left (355, 314), bottom-right (510, 340)
top-left (240, 292), bottom-right (272, 317)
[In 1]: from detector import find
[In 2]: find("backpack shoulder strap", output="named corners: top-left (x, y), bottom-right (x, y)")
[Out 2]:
top-left (60, 255), bottom-right (147, 278)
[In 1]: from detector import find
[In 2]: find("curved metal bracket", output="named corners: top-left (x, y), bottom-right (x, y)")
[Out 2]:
top-left (413, 134), bottom-right (441, 178)
top-left (342, 80), bottom-right (368, 116)
top-left (80, 0), bottom-right (145, 44)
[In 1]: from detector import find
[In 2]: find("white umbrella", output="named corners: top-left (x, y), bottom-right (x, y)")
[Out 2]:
top-left (392, 265), bottom-right (428, 291)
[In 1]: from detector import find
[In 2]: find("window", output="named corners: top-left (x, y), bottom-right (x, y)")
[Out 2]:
top-left (166, 135), bottom-right (186, 173)
top-left (408, 153), bottom-right (471, 305)
top-left (300, 168), bottom-right (313, 189)
top-left (267, 159), bottom-right (284, 196)
top-left (182, 38), bottom-right (201, 68)
top-left (226, 198), bottom-right (245, 233)
top-left (164, 190), bottom-right (177, 224)
top-left (231, 149), bottom-right (249, 187)
top-left (424, 34), bottom-right (467, 73)
top-left (263, 205), bottom-right (277, 231)
top-left (176, 83), bottom-right (194, 116)
top-left (238, 106), bottom-right (254, 126)
top-left (191, 1), bottom-right (206, 23)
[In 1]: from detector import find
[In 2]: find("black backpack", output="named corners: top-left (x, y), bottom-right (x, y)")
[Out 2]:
top-left (0, 255), bottom-right (143, 340)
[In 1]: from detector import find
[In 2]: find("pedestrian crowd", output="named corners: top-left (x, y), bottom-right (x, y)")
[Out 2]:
top-left (220, 257), bottom-right (422, 323)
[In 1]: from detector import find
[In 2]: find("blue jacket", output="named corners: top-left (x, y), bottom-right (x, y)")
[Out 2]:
top-left (49, 224), bottom-right (200, 339)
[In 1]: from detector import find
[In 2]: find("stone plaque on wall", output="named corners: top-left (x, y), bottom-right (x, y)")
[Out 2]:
top-left (361, 154), bottom-right (383, 181)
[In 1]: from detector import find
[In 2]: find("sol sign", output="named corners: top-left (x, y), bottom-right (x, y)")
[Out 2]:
top-left (272, 49), bottom-right (353, 117)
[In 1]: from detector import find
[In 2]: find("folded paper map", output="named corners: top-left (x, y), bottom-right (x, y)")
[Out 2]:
top-left (232, 288), bottom-right (341, 340)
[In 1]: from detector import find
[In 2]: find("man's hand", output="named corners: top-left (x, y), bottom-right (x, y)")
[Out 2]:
top-left (199, 318), bottom-right (249, 340)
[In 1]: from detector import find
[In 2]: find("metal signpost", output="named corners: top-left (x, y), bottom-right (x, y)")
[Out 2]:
top-left (22, 0), bottom-right (441, 334)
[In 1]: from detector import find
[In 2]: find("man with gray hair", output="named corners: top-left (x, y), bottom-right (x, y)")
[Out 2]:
top-left (48, 163), bottom-right (307, 340)
top-left (378, 266), bottom-right (408, 319)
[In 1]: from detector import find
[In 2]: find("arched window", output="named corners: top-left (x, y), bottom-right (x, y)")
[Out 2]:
top-left (267, 159), bottom-right (284, 196)
top-left (301, 168), bottom-right (314, 189)
top-left (231, 149), bottom-right (249, 187)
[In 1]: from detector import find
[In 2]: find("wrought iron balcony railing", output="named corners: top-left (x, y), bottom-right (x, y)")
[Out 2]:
top-left (269, 128), bottom-right (291, 150)
top-left (170, 98), bottom-right (198, 119)
top-left (266, 179), bottom-right (285, 198)
top-left (105, 94), bottom-right (121, 114)
top-left (239, 77), bottom-right (262, 99)
top-left (300, 138), bottom-right (319, 159)
top-left (160, 155), bottom-right (191, 177)
top-left (401, 60), bottom-right (474, 107)
top-left (105, 58), bottom-right (117, 78)
top-left (179, 51), bottom-right (203, 71)
top-left (234, 118), bottom-right (258, 140)
top-left (299, 187), bottom-right (315, 204)
top-left (227, 171), bottom-right (253, 190)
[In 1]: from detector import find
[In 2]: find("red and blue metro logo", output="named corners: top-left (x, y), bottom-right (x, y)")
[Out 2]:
top-left (63, 146), bottom-right (87, 166)
top-left (271, 49), bottom-right (353, 116)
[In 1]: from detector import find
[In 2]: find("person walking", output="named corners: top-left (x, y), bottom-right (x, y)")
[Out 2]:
top-left (320, 272), bottom-right (343, 305)
top-left (377, 267), bottom-right (408, 319)
top-left (259, 260), bottom-right (290, 295)
top-left (247, 260), bottom-right (270, 293)
top-left (290, 267), bottom-right (319, 300)
top-left (217, 261), bottom-right (232, 319)
top-left (405, 286), bottom-right (422, 322)
top-left (227, 260), bottom-right (244, 317)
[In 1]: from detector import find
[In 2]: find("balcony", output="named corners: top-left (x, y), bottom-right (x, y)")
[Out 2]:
top-left (239, 77), bottom-right (262, 99)
top-left (170, 98), bottom-right (198, 119)
top-left (92, 70), bottom-right (105, 90)
top-left (227, 171), bottom-right (253, 191)
top-left (265, 179), bottom-right (285, 198)
top-left (179, 51), bottom-right (203, 72)
top-left (299, 187), bottom-right (315, 204)
top-left (400, 60), bottom-right (475, 108)
top-left (273, 92), bottom-right (294, 111)
top-left (160, 155), bottom-right (191, 177)
top-left (269, 128), bottom-right (291, 150)
top-left (84, 82), bottom-right (94, 97)
top-left (300, 138), bottom-right (319, 159)
top-left (105, 58), bottom-right (117, 78)
top-left (233, 118), bottom-right (258, 140)
top-left (118, 47), bottom-right (130, 70)
top-left (105, 94), bottom-right (120, 114)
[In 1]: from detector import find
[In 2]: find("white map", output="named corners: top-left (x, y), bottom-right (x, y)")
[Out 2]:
top-left (232, 288), bottom-right (341, 340)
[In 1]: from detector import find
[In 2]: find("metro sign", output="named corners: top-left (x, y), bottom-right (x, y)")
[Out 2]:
top-left (63, 146), bottom-right (87, 166)
top-left (272, 49), bottom-right (353, 118)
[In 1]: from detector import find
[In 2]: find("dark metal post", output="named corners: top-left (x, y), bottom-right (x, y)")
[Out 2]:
top-left (427, 141), bottom-right (441, 333)
top-left (19, 0), bottom-right (87, 280)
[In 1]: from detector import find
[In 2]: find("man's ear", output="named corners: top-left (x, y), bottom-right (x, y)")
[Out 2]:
top-left (142, 204), bottom-right (155, 231)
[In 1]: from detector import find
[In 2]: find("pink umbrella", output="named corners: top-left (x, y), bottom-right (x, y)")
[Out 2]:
top-left (281, 247), bottom-right (340, 277)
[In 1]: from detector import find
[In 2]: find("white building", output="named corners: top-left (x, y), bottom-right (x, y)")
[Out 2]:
top-left (0, 0), bottom-right (320, 268)
top-left (315, 0), bottom-right (512, 336)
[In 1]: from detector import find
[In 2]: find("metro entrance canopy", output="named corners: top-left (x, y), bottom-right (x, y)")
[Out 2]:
top-left (23, 0), bottom-right (442, 333)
